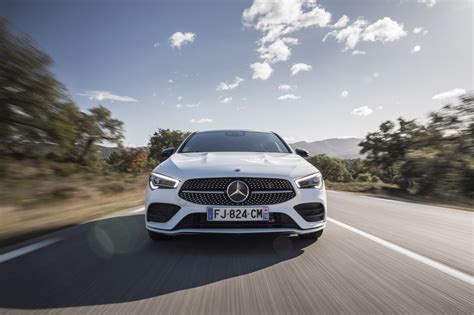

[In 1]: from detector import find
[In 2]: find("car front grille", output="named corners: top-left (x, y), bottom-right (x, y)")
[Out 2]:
top-left (178, 177), bottom-right (296, 205)
top-left (173, 212), bottom-right (300, 230)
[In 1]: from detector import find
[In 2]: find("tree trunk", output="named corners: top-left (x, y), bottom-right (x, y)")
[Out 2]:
top-left (78, 138), bottom-right (94, 164)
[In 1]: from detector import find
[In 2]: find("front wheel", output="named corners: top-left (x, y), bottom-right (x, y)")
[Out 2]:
top-left (148, 230), bottom-right (172, 241)
top-left (299, 229), bottom-right (323, 240)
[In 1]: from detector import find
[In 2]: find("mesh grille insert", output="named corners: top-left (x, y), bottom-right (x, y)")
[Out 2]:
top-left (179, 177), bottom-right (296, 205)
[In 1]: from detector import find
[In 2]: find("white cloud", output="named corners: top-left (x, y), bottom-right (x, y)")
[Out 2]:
top-left (376, 106), bottom-right (383, 110)
top-left (216, 77), bottom-right (244, 91)
top-left (258, 38), bottom-right (297, 63)
top-left (176, 102), bottom-right (200, 109)
top-left (177, 96), bottom-right (183, 101)
top-left (410, 45), bottom-right (421, 54)
top-left (322, 19), bottom-right (365, 49)
top-left (220, 97), bottom-right (233, 104)
top-left (341, 90), bottom-right (349, 98)
top-left (291, 63), bottom-right (312, 76)
top-left (153, 42), bottom-right (160, 48)
top-left (432, 88), bottom-right (466, 100)
top-left (243, 0), bottom-right (331, 76)
top-left (373, 72), bottom-right (380, 78)
top-left (250, 62), bottom-right (274, 80)
top-left (278, 94), bottom-right (301, 100)
top-left (242, 0), bottom-right (332, 45)
top-left (77, 90), bottom-right (138, 102)
top-left (282, 37), bottom-right (299, 45)
top-left (418, 0), bottom-right (437, 8)
top-left (333, 15), bottom-right (349, 28)
top-left (169, 32), bottom-right (196, 48)
top-left (362, 17), bottom-right (407, 43)
top-left (351, 106), bottom-right (373, 116)
top-left (168, 79), bottom-right (174, 84)
top-left (352, 50), bottom-right (366, 55)
top-left (324, 17), bottom-right (406, 51)
top-left (190, 118), bottom-right (213, 123)
top-left (413, 27), bottom-right (428, 35)
top-left (278, 84), bottom-right (292, 91)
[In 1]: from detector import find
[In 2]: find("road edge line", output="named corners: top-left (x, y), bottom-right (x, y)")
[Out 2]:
top-left (327, 217), bottom-right (474, 285)
top-left (0, 238), bottom-right (61, 264)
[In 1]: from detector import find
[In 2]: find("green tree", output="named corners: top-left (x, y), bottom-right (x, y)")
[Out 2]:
top-left (148, 128), bottom-right (190, 160)
top-left (307, 154), bottom-right (351, 182)
top-left (400, 95), bottom-right (473, 197)
top-left (77, 106), bottom-right (124, 163)
top-left (0, 18), bottom-right (125, 169)
top-left (360, 93), bottom-right (473, 198)
top-left (0, 18), bottom-right (77, 158)
top-left (359, 118), bottom-right (419, 182)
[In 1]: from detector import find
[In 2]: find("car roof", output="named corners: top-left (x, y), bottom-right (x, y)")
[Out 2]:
top-left (194, 129), bottom-right (273, 134)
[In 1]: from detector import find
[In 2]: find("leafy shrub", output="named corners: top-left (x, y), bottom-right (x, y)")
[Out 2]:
top-left (107, 148), bottom-right (152, 174)
top-left (308, 154), bottom-right (351, 182)
top-left (356, 173), bottom-right (372, 182)
top-left (371, 175), bottom-right (380, 183)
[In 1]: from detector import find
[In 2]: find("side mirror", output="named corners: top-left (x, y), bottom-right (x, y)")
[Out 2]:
top-left (161, 147), bottom-right (175, 160)
top-left (294, 148), bottom-right (309, 158)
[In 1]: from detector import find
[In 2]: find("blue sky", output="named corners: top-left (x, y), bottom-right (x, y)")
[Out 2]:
top-left (2, 0), bottom-right (472, 146)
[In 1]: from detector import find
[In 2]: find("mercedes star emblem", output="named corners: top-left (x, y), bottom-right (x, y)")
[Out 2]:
top-left (226, 180), bottom-right (250, 203)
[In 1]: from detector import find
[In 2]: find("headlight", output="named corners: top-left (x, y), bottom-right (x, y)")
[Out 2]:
top-left (149, 172), bottom-right (180, 190)
top-left (295, 173), bottom-right (323, 189)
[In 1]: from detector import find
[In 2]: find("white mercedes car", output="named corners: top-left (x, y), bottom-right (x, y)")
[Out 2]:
top-left (145, 130), bottom-right (327, 240)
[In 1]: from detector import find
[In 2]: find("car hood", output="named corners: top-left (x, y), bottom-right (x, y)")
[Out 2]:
top-left (153, 152), bottom-right (318, 180)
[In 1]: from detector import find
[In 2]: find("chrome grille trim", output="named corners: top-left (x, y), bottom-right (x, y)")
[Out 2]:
top-left (252, 190), bottom-right (294, 194)
top-left (180, 190), bottom-right (226, 194)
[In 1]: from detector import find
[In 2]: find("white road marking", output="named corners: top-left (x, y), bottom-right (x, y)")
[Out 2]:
top-left (0, 238), bottom-right (61, 264)
top-left (327, 217), bottom-right (474, 285)
top-left (0, 205), bottom-right (144, 263)
top-left (129, 207), bottom-right (145, 214)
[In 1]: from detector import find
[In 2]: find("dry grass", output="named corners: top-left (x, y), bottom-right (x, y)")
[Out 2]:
top-left (326, 181), bottom-right (473, 211)
top-left (0, 159), bottom-right (148, 246)
top-left (326, 181), bottom-right (397, 193)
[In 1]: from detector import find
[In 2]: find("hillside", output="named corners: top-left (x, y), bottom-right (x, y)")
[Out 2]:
top-left (290, 138), bottom-right (363, 159)
top-left (98, 138), bottom-right (364, 160)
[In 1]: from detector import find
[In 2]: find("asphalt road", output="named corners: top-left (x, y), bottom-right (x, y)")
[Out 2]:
top-left (0, 191), bottom-right (472, 314)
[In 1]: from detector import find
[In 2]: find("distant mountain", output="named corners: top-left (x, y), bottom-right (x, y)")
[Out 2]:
top-left (290, 138), bottom-right (363, 159)
top-left (98, 138), bottom-right (364, 160)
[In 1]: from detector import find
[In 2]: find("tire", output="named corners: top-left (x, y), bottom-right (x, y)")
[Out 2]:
top-left (299, 229), bottom-right (323, 240)
top-left (148, 230), bottom-right (172, 241)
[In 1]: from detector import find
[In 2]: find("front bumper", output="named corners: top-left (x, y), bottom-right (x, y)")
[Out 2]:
top-left (145, 183), bottom-right (327, 235)
top-left (147, 226), bottom-right (325, 235)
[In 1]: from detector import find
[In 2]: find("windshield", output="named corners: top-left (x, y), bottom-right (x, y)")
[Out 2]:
top-left (179, 131), bottom-right (290, 153)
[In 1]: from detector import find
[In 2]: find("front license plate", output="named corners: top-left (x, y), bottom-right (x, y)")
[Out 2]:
top-left (207, 207), bottom-right (269, 221)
